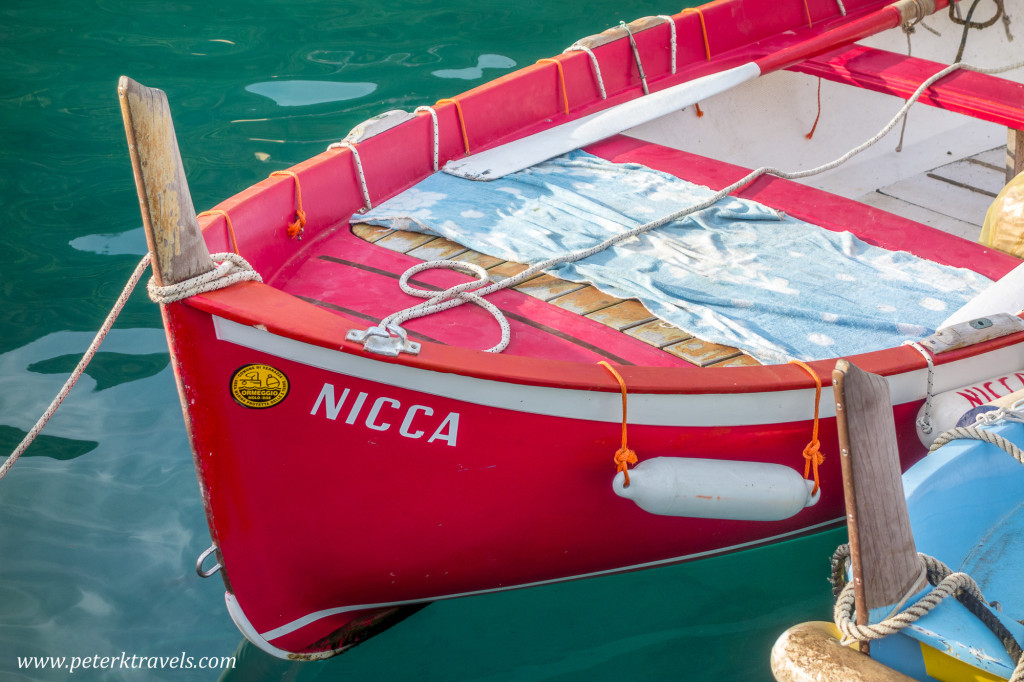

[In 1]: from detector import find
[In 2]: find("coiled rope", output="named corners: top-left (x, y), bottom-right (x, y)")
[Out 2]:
top-left (147, 253), bottom-right (262, 304)
top-left (0, 252), bottom-right (262, 481)
top-left (365, 59), bottom-right (1024, 353)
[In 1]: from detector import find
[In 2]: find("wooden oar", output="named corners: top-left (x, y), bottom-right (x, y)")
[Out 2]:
top-left (445, 0), bottom-right (950, 181)
top-left (832, 360), bottom-right (927, 653)
top-left (118, 76), bottom-right (214, 287)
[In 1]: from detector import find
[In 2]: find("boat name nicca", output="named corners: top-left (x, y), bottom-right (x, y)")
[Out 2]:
top-left (310, 382), bottom-right (460, 446)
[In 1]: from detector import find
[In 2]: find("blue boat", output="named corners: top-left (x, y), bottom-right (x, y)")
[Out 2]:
top-left (772, 359), bottom-right (1024, 681)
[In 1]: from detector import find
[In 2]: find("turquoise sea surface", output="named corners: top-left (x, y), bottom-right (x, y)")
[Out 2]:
top-left (0, 1), bottom-right (845, 679)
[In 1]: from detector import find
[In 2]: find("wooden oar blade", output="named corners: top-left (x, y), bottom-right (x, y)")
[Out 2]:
top-left (833, 360), bottom-right (923, 616)
top-left (118, 76), bottom-right (213, 287)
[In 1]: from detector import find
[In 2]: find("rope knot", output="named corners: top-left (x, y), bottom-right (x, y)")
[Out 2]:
top-left (599, 361), bottom-right (638, 486)
top-left (789, 359), bottom-right (826, 495)
top-left (147, 252), bottom-right (262, 304)
top-left (269, 170), bottom-right (306, 240)
top-left (286, 207), bottom-right (307, 239)
top-left (614, 446), bottom-right (638, 487)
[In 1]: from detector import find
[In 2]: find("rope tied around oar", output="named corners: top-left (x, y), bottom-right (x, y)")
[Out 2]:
top-left (831, 544), bottom-right (1024, 682)
top-left (147, 252), bottom-right (262, 304)
top-left (598, 361), bottom-right (638, 486)
top-left (789, 360), bottom-right (826, 495)
top-left (830, 409), bottom-right (1024, 680)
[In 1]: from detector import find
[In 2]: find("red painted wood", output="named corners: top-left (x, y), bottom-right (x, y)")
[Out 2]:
top-left (586, 135), bottom-right (1020, 280)
top-left (791, 43), bottom-right (1024, 129)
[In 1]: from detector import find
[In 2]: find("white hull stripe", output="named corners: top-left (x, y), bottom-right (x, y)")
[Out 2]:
top-left (213, 317), bottom-right (1024, 426)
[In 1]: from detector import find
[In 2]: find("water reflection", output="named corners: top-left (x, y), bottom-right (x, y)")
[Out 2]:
top-left (69, 227), bottom-right (148, 256)
top-left (245, 80), bottom-right (377, 106)
top-left (431, 53), bottom-right (515, 80)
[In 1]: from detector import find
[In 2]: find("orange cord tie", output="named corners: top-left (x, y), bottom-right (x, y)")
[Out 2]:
top-left (789, 359), bottom-right (826, 495)
top-left (435, 97), bottom-right (471, 156)
top-left (802, 0), bottom-right (814, 28)
top-left (680, 8), bottom-right (711, 61)
top-left (598, 361), bottom-right (638, 487)
top-left (536, 58), bottom-right (570, 115)
top-left (694, 102), bottom-right (705, 118)
top-left (805, 77), bottom-right (823, 139)
top-left (269, 170), bottom-right (306, 240)
top-left (197, 208), bottom-right (240, 255)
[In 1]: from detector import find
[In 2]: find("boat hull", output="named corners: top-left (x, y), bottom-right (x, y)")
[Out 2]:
top-left (127, 0), bottom-right (1024, 659)
top-left (157, 296), bottom-right (1024, 657)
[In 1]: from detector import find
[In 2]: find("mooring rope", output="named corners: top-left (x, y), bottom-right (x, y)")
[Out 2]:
top-left (832, 545), bottom-right (1024, 681)
top-left (1, 251), bottom-right (262, 481)
top-left (831, 405), bottom-right (1024, 680)
top-left (0, 255), bottom-right (151, 481)
top-left (147, 253), bottom-right (262, 304)
top-left (367, 59), bottom-right (1024, 353)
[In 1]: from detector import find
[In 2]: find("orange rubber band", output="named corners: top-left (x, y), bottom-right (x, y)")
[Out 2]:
top-left (435, 97), bottom-right (471, 156)
top-left (680, 8), bottom-right (711, 60)
top-left (805, 77), bottom-right (823, 139)
top-left (598, 361), bottom-right (638, 487)
top-left (802, 0), bottom-right (814, 27)
top-left (197, 208), bottom-right (240, 255)
top-left (536, 58), bottom-right (570, 114)
top-left (269, 170), bottom-right (306, 240)
top-left (789, 359), bottom-right (826, 495)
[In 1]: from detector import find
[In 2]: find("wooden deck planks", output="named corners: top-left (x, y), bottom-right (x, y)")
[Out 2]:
top-left (350, 223), bottom-right (759, 367)
top-left (585, 301), bottom-right (656, 330)
top-left (513, 273), bottom-right (588, 301)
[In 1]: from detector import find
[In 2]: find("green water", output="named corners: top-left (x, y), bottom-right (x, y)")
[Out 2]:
top-left (0, 1), bottom-right (844, 679)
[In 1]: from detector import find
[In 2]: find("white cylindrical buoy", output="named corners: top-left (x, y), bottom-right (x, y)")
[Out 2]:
top-left (916, 373), bottom-right (1024, 447)
top-left (612, 456), bottom-right (819, 521)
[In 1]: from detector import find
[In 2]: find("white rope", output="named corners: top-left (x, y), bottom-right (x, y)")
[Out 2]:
top-left (563, 44), bottom-right (607, 99)
top-left (328, 140), bottom-right (372, 211)
top-left (0, 255), bottom-right (152, 481)
top-left (414, 106), bottom-right (440, 171)
top-left (382, 260), bottom-right (511, 352)
top-left (657, 15), bottom-right (678, 74)
top-left (147, 252), bottom-right (262, 304)
top-left (366, 61), bottom-right (1022, 352)
top-left (836, 0), bottom-right (847, 16)
top-left (903, 340), bottom-right (935, 435)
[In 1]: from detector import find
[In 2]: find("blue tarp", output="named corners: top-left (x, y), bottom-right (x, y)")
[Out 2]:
top-left (359, 150), bottom-right (991, 364)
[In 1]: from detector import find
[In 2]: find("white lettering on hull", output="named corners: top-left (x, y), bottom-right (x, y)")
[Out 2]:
top-left (311, 383), bottom-right (460, 446)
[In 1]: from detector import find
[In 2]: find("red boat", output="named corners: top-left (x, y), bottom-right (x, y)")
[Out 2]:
top-left (118, 0), bottom-right (1024, 659)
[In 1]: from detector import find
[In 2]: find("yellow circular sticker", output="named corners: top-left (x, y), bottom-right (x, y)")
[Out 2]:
top-left (230, 364), bottom-right (290, 409)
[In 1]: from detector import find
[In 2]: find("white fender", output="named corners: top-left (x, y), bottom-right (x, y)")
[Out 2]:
top-left (917, 372), bottom-right (1024, 447)
top-left (612, 456), bottom-right (819, 521)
